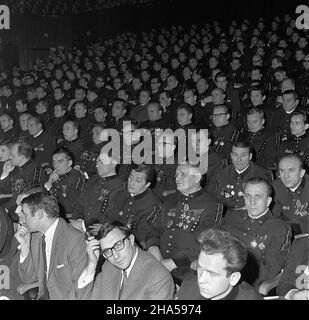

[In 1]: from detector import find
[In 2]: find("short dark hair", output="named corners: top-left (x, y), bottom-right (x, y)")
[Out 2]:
top-left (21, 192), bottom-right (60, 218)
top-left (198, 228), bottom-right (247, 276)
top-left (282, 90), bottom-right (298, 101)
top-left (247, 107), bottom-right (265, 119)
top-left (52, 147), bottom-right (74, 162)
top-left (96, 221), bottom-right (132, 240)
top-left (232, 140), bottom-right (252, 153)
top-left (244, 177), bottom-right (272, 196)
top-left (64, 120), bottom-right (79, 132)
top-left (177, 103), bottom-right (193, 115)
top-left (279, 154), bottom-right (303, 169)
top-left (130, 164), bottom-right (153, 184)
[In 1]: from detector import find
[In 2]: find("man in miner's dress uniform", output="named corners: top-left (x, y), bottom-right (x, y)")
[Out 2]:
top-left (222, 178), bottom-right (291, 287)
top-left (110, 164), bottom-right (161, 249)
top-left (272, 154), bottom-right (309, 236)
top-left (208, 141), bottom-right (272, 214)
top-left (145, 163), bottom-right (221, 284)
top-left (71, 152), bottom-right (125, 232)
top-left (44, 147), bottom-right (85, 220)
top-left (277, 112), bottom-right (309, 170)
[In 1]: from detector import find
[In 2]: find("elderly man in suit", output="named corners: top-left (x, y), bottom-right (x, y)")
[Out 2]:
top-left (15, 192), bottom-right (87, 300)
top-left (77, 221), bottom-right (175, 300)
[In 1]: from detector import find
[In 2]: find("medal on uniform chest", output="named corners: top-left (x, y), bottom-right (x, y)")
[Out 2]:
top-left (250, 240), bottom-right (257, 248)
top-left (167, 220), bottom-right (173, 228)
top-left (222, 184), bottom-right (235, 198)
top-left (119, 211), bottom-right (123, 216)
top-left (62, 185), bottom-right (67, 198)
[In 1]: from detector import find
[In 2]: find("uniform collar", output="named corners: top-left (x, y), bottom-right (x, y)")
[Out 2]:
top-left (249, 127), bottom-right (264, 136)
top-left (130, 188), bottom-right (149, 200)
top-left (244, 210), bottom-right (272, 224)
top-left (178, 188), bottom-right (203, 200)
top-left (100, 174), bottom-right (117, 182)
top-left (292, 134), bottom-right (307, 142)
top-left (290, 177), bottom-right (306, 194)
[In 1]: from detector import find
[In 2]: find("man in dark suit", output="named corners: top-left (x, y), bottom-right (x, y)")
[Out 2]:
top-left (77, 221), bottom-right (175, 300)
top-left (15, 192), bottom-right (87, 300)
top-left (175, 228), bottom-right (262, 300)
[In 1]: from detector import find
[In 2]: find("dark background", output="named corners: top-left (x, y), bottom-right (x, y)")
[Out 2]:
top-left (0, 0), bottom-right (307, 70)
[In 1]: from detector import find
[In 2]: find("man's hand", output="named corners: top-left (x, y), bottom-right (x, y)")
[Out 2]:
top-left (148, 246), bottom-right (163, 262)
top-left (85, 237), bottom-right (100, 275)
top-left (45, 170), bottom-right (59, 189)
top-left (2, 160), bottom-right (15, 178)
top-left (162, 258), bottom-right (177, 272)
top-left (88, 224), bottom-right (103, 236)
top-left (14, 225), bottom-right (31, 258)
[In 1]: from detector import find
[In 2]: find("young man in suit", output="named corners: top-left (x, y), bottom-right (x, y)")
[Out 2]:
top-left (175, 228), bottom-right (262, 300)
top-left (15, 192), bottom-right (87, 300)
top-left (77, 221), bottom-right (175, 300)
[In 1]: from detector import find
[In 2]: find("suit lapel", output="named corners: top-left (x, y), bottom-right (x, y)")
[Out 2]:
top-left (48, 219), bottom-right (64, 278)
top-left (119, 247), bottom-right (142, 299)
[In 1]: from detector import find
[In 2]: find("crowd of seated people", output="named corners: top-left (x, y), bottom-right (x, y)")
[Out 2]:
top-left (0, 10), bottom-right (309, 300)
top-left (1, 0), bottom-right (157, 16)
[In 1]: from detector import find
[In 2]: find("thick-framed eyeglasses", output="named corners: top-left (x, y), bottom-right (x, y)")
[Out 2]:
top-left (102, 235), bottom-right (130, 259)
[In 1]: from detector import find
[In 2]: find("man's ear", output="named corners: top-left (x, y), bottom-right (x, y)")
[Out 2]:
top-left (229, 271), bottom-right (241, 286)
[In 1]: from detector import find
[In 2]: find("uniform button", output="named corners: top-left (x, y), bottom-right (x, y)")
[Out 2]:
top-left (168, 243), bottom-right (171, 246)
top-left (166, 250), bottom-right (170, 253)
top-left (169, 235), bottom-right (172, 239)
top-left (171, 228), bottom-right (175, 231)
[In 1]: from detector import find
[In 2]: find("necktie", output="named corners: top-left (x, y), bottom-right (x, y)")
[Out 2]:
top-left (118, 271), bottom-right (128, 300)
top-left (39, 235), bottom-right (50, 300)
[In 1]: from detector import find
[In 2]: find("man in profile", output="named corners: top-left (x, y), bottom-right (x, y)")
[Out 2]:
top-left (176, 228), bottom-right (262, 300)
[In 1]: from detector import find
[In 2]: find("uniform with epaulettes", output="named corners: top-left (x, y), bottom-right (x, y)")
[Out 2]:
top-left (277, 134), bottom-right (309, 169)
top-left (272, 175), bottom-right (309, 235)
top-left (48, 168), bottom-right (85, 219)
top-left (242, 128), bottom-right (277, 169)
top-left (222, 209), bottom-right (291, 286)
top-left (0, 127), bottom-right (19, 145)
top-left (73, 174), bottom-right (125, 227)
top-left (271, 107), bottom-right (307, 145)
top-left (209, 161), bottom-right (273, 210)
top-left (211, 123), bottom-right (239, 160)
top-left (145, 189), bottom-right (221, 282)
top-left (0, 159), bottom-right (47, 221)
top-left (110, 188), bottom-right (162, 248)
top-left (0, 159), bottom-right (47, 197)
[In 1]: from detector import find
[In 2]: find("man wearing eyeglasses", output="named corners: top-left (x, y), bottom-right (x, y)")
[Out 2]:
top-left (77, 221), bottom-right (175, 300)
top-left (210, 104), bottom-right (239, 161)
